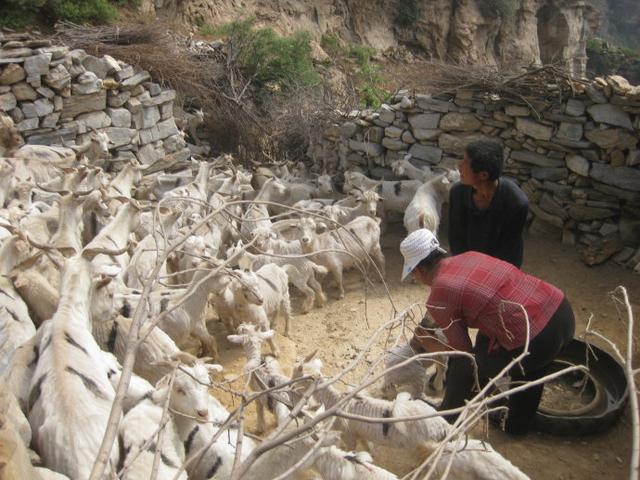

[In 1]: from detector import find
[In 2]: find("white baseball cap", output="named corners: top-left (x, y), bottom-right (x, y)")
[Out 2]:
top-left (399, 229), bottom-right (447, 281)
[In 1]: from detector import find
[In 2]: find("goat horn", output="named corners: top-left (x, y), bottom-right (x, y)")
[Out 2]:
top-left (303, 349), bottom-right (318, 363)
top-left (81, 242), bottom-right (130, 259)
top-left (35, 183), bottom-right (67, 195)
top-left (22, 233), bottom-right (56, 252)
top-left (171, 351), bottom-right (198, 366)
top-left (71, 189), bottom-right (96, 198)
top-left (8, 251), bottom-right (44, 276)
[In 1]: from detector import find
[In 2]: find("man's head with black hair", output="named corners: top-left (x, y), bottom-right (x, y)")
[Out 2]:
top-left (464, 140), bottom-right (504, 181)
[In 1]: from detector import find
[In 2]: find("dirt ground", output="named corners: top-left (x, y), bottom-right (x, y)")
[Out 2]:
top-left (212, 222), bottom-right (640, 479)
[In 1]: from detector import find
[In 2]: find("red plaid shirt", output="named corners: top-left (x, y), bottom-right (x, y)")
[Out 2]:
top-left (426, 252), bottom-right (564, 353)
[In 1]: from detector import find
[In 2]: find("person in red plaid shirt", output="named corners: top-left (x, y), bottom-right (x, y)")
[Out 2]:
top-left (400, 228), bottom-right (575, 435)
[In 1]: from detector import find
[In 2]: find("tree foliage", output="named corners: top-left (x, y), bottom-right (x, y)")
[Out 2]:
top-left (211, 18), bottom-right (320, 96)
top-left (477, 0), bottom-right (517, 19)
top-left (0, 0), bottom-right (137, 27)
top-left (395, 0), bottom-right (420, 28)
top-left (587, 37), bottom-right (640, 84)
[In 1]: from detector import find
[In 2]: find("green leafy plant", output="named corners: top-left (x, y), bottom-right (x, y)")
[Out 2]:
top-left (348, 45), bottom-right (390, 108)
top-left (216, 17), bottom-right (320, 94)
top-left (395, 0), bottom-right (420, 28)
top-left (45, 0), bottom-right (118, 23)
top-left (477, 0), bottom-right (517, 19)
top-left (587, 37), bottom-right (640, 84)
top-left (320, 33), bottom-right (344, 57)
top-left (0, 0), bottom-right (138, 27)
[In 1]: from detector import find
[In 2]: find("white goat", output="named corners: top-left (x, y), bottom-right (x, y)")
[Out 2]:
top-left (153, 267), bottom-right (226, 358)
top-left (0, 236), bottom-right (35, 374)
top-left (343, 171), bottom-right (421, 214)
top-left (27, 254), bottom-right (120, 479)
top-left (321, 188), bottom-right (381, 226)
top-left (227, 240), bottom-right (327, 313)
top-left (175, 108), bottom-right (205, 145)
top-left (383, 341), bottom-right (445, 398)
top-left (106, 163), bottom-right (144, 203)
top-left (427, 438), bottom-right (530, 480)
top-left (95, 313), bottom-right (185, 385)
top-left (298, 360), bottom-right (451, 452)
top-left (163, 360), bottom-right (257, 480)
top-left (174, 393), bottom-right (256, 480)
top-left (295, 216), bottom-right (385, 299)
top-left (63, 128), bottom-right (112, 166)
top-left (313, 446), bottom-right (399, 480)
top-left (245, 419), bottom-right (340, 480)
top-left (227, 324), bottom-right (294, 433)
top-left (83, 200), bottom-right (140, 255)
top-left (391, 155), bottom-right (433, 181)
top-left (214, 265), bottom-right (292, 356)
top-left (11, 268), bottom-right (59, 326)
top-left (403, 174), bottom-right (450, 234)
top-left (118, 388), bottom-right (188, 480)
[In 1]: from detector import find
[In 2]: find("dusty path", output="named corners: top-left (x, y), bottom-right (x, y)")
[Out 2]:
top-left (213, 223), bottom-right (640, 479)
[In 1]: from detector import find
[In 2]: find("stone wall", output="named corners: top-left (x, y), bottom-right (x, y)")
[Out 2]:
top-left (317, 76), bottom-right (640, 270)
top-left (0, 32), bottom-right (190, 167)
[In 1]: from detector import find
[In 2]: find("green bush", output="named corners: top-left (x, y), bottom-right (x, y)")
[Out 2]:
top-left (347, 45), bottom-right (390, 108)
top-left (395, 0), bottom-right (420, 28)
top-left (477, 0), bottom-right (517, 19)
top-left (45, 0), bottom-right (117, 23)
top-left (0, 0), bottom-right (136, 27)
top-left (587, 37), bottom-right (640, 84)
top-left (216, 18), bottom-right (320, 93)
top-left (320, 33), bottom-right (343, 57)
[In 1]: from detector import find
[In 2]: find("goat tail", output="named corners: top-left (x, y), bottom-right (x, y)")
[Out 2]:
top-left (311, 263), bottom-right (328, 276)
top-left (415, 440), bottom-right (437, 459)
top-left (282, 264), bottom-right (300, 281)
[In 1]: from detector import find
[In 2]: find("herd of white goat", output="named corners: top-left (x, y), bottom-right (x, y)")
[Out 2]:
top-left (0, 113), bottom-right (529, 479)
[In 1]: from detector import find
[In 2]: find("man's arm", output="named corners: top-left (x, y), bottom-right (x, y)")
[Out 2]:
top-left (494, 196), bottom-right (528, 268)
top-left (448, 183), bottom-right (467, 255)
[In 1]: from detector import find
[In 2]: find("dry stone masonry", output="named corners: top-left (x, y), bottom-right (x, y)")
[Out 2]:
top-left (317, 77), bottom-right (640, 270)
top-left (0, 31), bottom-right (190, 167)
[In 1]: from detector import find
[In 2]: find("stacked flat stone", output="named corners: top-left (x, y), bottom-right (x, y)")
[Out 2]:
top-left (0, 31), bottom-right (190, 167)
top-left (320, 76), bottom-right (640, 269)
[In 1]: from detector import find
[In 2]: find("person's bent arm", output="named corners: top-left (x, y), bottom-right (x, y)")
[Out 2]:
top-left (448, 184), bottom-right (467, 255)
top-left (495, 200), bottom-right (528, 268)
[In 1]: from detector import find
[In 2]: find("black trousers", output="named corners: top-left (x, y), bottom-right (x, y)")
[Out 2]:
top-left (439, 296), bottom-right (576, 434)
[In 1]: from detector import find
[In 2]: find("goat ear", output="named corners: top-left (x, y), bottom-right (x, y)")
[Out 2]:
top-left (94, 275), bottom-right (113, 289)
top-left (258, 329), bottom-right (275, 340)
top-left (154, 374), bottom-right (171, 392)
top-left (418, 213), bottom-right (425, 229)
top-left (171, 351), bottom-right (198, 366)
top-left (227, 334), bottom-right (244, 344)
top-left (316, 222), bottom-right (327, 233)
top-left (205, 363), bottom-right (223, 374)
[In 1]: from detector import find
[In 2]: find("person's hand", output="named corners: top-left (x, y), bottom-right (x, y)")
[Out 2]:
top-left (411, 324), bottom-right (451, 353)
top-left (409, 333), bottom-right (426, 353)
top-left (410, 325), bottom-right (435, 353)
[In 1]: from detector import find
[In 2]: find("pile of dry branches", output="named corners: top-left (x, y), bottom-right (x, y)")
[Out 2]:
top-left (422, 62), bottom-right (589, 102)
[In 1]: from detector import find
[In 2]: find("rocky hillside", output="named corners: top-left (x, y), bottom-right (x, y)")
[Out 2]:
top-left (148, 0), bottom-right (600, 77)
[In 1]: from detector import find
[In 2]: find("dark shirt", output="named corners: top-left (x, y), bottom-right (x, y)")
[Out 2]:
top-left (448, 177), bottom-right (529, 268)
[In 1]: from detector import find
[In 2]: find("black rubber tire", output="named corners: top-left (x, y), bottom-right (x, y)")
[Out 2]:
top-left (534, 339), bottom-right (628, 435)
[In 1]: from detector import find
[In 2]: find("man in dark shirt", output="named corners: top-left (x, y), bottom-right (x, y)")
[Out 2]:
top-left (448, 140), bottom-right (529, 268)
